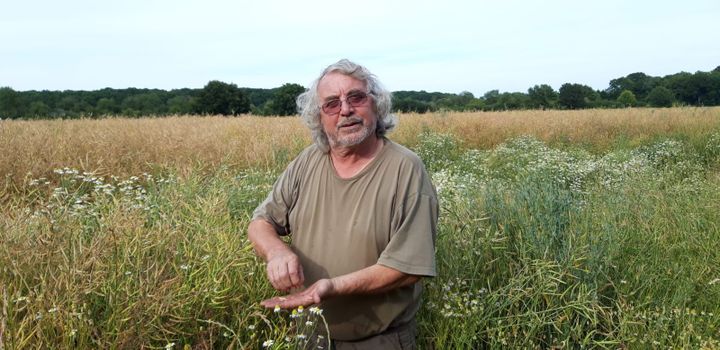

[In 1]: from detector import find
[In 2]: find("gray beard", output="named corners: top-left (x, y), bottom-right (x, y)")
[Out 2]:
top-left (328, 117), bottom-right (376, 148)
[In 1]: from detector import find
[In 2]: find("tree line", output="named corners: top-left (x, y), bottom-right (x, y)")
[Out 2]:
top-left (1, 66), bottom-right (718, 119)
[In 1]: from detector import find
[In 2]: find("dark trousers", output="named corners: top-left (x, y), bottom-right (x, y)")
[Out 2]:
top-left (330, 320), bottom-right (417, 350)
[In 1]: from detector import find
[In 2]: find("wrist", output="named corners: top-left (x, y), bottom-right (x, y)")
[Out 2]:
top-left (265, 246), bottom-right (291, 262)
top-left (325, 277), bottom-right (342, 297)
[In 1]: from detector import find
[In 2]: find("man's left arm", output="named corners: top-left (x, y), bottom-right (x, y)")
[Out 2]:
top-left (260, 264), bottom-right (420, 309)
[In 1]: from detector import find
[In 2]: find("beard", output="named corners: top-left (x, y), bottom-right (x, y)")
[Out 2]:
top-left (327, 115), bottom-right (377, 148)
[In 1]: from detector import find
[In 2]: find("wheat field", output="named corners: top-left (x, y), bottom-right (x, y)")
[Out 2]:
top-left (1, 107), bottom-right (719, 348)
top-left (2, 107), bottom-right (719, 194)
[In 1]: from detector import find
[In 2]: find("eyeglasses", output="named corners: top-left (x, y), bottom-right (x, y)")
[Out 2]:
top-left (321, 91), bottom-right (371, 115)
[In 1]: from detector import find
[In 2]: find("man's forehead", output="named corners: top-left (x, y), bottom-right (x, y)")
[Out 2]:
top-left (317, 72), bottom-right (367, 98)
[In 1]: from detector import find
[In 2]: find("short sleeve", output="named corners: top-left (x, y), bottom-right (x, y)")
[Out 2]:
top-left (377, 186), bottom-right (438, 277)
top-left (252, 161), bottom-right (300, 236)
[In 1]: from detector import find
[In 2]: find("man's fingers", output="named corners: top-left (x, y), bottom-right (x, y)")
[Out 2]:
top-left (269, 260), bottom-right (289, 291)
top-left (298, 267), bottom-right (305, 286)
top-left (287, 260), bottom-right (302, 287)
top-left (265, 252), bottom-right (305, 291)
top-left (269, 264), bottom-right (283, 290)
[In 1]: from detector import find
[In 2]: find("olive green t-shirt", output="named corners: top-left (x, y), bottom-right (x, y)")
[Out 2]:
top-left (252, 139), bottom-right (438, 341)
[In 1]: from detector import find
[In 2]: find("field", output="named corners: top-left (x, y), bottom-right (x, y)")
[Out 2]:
top-left (1, 107), bottom-right (720, 348)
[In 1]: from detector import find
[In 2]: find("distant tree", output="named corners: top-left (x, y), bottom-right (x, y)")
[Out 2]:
top-left (394, 98), bottom-right (432, 113)
top-left (166, 95), bottom-right (195, 114)
top-left (496, 92), bottom-right (531, 110)
top-left (559, 83), bottom-right (597, 109)
top-left (57, 95), bottom-right (92, 117)
top-left (617, 90), bottom-right (637, 107)
top-left (0, 87), bottom-right (25, 119)
top-left (646, 86), bottom-right (675, 107)
top-left (664, 71), bottom-right (720, 106)
top-left (527, 84), bottom-right (558, 109)
top-left (465, 98), bottom-right (485, 111)
top-left (457, 91), bottom-right (475, 107)
top-left (96, 97), bottom-right (119, 115)
top-left (28, 101), bottom-right (50, 118)
top-left (267, 83), bottom-right (305, 116)
top-left (482, 90), bottom-right (500, 110)
top-left (606, 72), bottom-right (659, 100)
top-left (196, 80), bottom-right (250, 116)
top-left (245, 88), bottom-right (275, 109)
top-left (121, 93), bottom-right (163, 116)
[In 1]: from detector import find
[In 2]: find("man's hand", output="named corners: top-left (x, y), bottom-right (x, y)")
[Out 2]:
top-left (247, 219), bottom-right (305, 292)
top-left (266, 249), bottom-right (304, 292)
top-left (261, 278), bottom-right (335, 309)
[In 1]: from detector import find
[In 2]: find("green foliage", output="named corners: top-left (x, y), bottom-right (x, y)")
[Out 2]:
top-left (617, 89), bottom-right (637, 107)
top-left (3, 131), bottom-right (720, 347)
top-left (195, 81), bottom-right (250, 116)
top-left (665, 71), bottom-right (720, 106)
top-left (166, 95), bottom-right (195, 114)
top-left (28, 101), bottom-right (50, 117)
top-left (527, 84), bottom-right (558, 109)
top-left (606, 72), bottom-right (659, 100)
top-left (0, 86), bottom-right (25, 119)
top-left (121, 93), bottom-right (163, 116)
top-left (421, 132), bottom-right (720, 348)
top-left (411, 130), bottom-right (462, 173)
top-left (394, 97), bottom-right (433, 113)
top-left (646, 86), bottom-right (676, 107)
top-left (559, 83), bottom-right (598, 109)
top-left (95, 97), bottom-right (119, 115)
top-left (2, 67), bottom-right (720, 119)
top-left (264, 83), bottom-right (305, 116)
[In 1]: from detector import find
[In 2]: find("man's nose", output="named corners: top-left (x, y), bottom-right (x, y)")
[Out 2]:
top-left (339, 99), bottom-right (354, 116)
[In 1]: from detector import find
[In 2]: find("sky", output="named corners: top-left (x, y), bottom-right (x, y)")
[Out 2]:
top-left (2, 0), bottom-right (719, 97)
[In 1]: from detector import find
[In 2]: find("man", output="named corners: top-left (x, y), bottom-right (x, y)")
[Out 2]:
top-left (248, 59), bottom-right (438, 349)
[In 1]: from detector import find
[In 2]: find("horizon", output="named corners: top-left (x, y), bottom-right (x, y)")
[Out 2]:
top-left (6, 64), bottom-right (718, 97)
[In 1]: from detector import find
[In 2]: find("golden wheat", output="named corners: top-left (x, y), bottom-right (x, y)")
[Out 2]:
top-left (2, 107), bottom-right (719, 192)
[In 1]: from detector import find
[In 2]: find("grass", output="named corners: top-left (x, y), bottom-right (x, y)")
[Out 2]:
top-left (2, 107), bottom-right (719, 194)
top-left (1, 108), bottom-right (720, 348)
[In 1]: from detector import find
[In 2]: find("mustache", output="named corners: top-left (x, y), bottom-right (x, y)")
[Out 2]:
top-left (336, 116), bottom-right (363, 129)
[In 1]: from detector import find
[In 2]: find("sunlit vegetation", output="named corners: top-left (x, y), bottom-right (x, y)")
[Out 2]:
top-left (1, 108), bottom-right (719, 348)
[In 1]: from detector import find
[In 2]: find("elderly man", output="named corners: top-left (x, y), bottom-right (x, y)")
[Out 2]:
top-left (248, 59), bottom-right (438, 349)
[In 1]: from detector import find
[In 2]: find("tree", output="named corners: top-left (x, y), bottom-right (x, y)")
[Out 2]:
top-left (558, 83), bottom-right (596, 109)
top-left (617, 90), bottom-right (637, 107)
top-left (167, 95), bottom-right (195, 114)
top-left (267, 83), bottom-right (305, 116)
top-left (195, 80), bottom-right (250, 116)
top-left (0, 87), bottom-right (25, 119)
top-left (606, 72), bottom-right (659, 100)
top-left (394, 98), bottom-right (431, 113)
top-left (28, 101), bottom-right (50, 118)
top-left (482, 90), bottom-right (500, 110)
top-left (121, 93), bottom-right (163, 116)
top-left (646, 86), bottom-right (675, 107)
top-left (96, 97), bottom-right (119, 115)
top-left (496, 92), bottom-right (530, 110)
top-left (528, 84), bottom-right (558, 109)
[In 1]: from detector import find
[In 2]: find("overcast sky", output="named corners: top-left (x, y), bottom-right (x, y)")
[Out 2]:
top-left (2, 0), bottom-right (718, 96)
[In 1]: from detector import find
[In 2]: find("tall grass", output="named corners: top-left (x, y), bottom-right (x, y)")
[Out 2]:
top-left (417, 131), bottom-right (720, 348)
top-left (1, 109), bottom-right (720, 348)
top-left (2, 107), bottom-right (719, 195)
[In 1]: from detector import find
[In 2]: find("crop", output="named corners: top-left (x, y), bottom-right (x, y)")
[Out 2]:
top-left (1, 109), bottom-right (719, 348)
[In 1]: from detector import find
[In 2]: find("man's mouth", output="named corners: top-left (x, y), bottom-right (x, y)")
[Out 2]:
top-left (337, 118), bottom-right (362, 130)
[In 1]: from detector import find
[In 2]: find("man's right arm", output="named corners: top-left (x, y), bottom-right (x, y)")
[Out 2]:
top-left (247, 219), bottom-right (304, 292)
